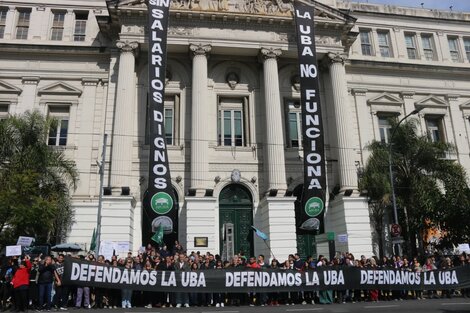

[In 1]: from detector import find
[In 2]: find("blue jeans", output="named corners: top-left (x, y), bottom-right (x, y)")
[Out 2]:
top-left (38, 283), bottom-right (53, 310)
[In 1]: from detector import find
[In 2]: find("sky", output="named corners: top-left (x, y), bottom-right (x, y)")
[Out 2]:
top-left (347, 0), bottom-right (470, 11)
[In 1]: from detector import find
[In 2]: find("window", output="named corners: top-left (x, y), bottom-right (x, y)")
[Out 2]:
top-left (74, 12), bottom-right (88, 41)
top-left (50, 11), bottom-right (65, 40)
top-left (16, 10), bottom-right (30, 40)
top-left (0, 103), bottom-right (9, 121)
top-left (464, 38), bottom-right (470, 62)
top-left (421, 35), bottom-right (435, 61)
top-left (360, 30), bottom-right (373, 56)
top-left (405, 33), bottom-right (418, 59)
top-left (285, 99), bottom-right (302, 148)
top-left (378, 115), bottom-right (395, 144)
top-left (218, 97), bottom-right (246, 147)
top-left (425, 117), bottom-right (444, 143)
top-left (163, 96), bottom-right (176, 145)
top-left (448, 37), bottom-right (461, 62)
top-left (377, 31), bottom-right (392, 57)
top-left (145, 95), bottom-right (180, 146)
top-left (0, 8), bottom-right (7, 39)
top-left (48, 106), bottom-right (69, 146)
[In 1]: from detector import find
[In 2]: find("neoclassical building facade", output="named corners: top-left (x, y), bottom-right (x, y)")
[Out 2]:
top-left (1, 0), bottom-right (470, 259)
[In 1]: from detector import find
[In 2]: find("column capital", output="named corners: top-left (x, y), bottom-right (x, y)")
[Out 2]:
top-left (401, 91), bottom-right (415, 99)
top-left (81, 78), bottom-right (100, 86)
top-left (116, 40), bottom-right (139, 56)
top-left (446, 94), bottom-right (460, 101)
top-left (189, 43), bottom-right (212, 57)
top-left (351, 88), bottom-right (367, 96)
top-left (21, 76), bottom-right (40, 85)
top-left (259, 47), bottom-right (282, 60)
top-left (327, 52), bottom-right (348, 64)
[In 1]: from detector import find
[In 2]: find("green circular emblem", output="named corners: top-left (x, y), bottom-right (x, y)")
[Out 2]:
top-left (150, 192), bottom-right (173, 215)
top-left (305, 197), bottom-right (324, 217)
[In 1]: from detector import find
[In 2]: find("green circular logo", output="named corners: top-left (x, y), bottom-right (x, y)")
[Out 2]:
top-left (305, 197), bottom-right (324, 217)
top-left (151, 192), bottom-right (173, 215)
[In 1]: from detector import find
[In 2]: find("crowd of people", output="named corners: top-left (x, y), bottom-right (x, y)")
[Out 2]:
top-left (1, 241), bottom-right (469, 312)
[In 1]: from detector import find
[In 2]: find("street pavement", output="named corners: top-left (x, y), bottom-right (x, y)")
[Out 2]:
top-left (68, 298), bottom-right (470, 313)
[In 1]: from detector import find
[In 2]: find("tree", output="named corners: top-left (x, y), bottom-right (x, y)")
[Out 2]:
top-left (359, 119), bottom-right (470, 257)
top-left (0, 111), bottom-right (78, 246)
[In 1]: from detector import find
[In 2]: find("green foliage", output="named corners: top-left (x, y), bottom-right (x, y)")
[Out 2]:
top-left (360, 118), bottom-right (470, 255)
top-left (0, 111), bottom-right (78, 247)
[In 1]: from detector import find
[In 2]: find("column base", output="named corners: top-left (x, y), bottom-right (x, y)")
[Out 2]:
top-left (325, 195), bottom-right (373, 258)
top-left (187, 188), bottom-right (209, 197)
top-left (256, 196), bottom-right (297, 261)
top-left (101, 196), bottom-right (136, 254)
top-left (69, 196), bottom-right (136, 256)
top-left (185, 197), bottom-right (218, 253)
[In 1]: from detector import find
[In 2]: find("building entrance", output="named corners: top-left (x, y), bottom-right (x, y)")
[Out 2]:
top-left (294, 184), bottom-right (317, 258)
top-left (219, 184), bottom-right (254, 258)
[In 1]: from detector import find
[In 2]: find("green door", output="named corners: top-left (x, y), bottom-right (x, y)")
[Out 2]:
top-left (293, 185), bottom-right (317, 259)
top-left (296, 233), bottom-right (317, 259)
top-left (219, 184), bottom-right (254, 257)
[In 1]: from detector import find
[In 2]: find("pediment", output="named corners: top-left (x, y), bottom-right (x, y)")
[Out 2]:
top-left (459, 99), bottom-right (470, 110)
top-left (110, 0), bottom-right (355, 22)
top-left (367, 92), bottom-right (403, 106)
top-left (0, 80), bottom-right (22, 95)
top-left (38, 82), bottom-right (82, 96)
top-left (415, 95), bottom-right (448, 108)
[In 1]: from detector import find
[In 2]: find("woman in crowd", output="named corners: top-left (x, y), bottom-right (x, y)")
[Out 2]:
top-left (368, 258), bottom-right (379, 302)
top-left (121, 259), bottom-right (133, 308)
top-left (269, 259), bottom-right (281, 306)
top-left (11, 256), bottom-right (31, 312)
top-left (213, 260), bottom-right (225, 307)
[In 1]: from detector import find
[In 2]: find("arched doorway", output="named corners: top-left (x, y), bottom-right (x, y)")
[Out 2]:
top-left (294, 184), bottom-right (317, 258)
top-left (219, 184), bottom-right (254, 257)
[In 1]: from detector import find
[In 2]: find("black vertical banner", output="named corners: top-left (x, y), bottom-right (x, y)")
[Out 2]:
top-left (294, 1), bottom-right (327, 233)
top-left (144, 0), bottom-right (177, 245)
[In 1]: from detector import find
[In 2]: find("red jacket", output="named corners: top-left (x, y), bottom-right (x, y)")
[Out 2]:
top-left (12, 260), bottom-right (31, 288)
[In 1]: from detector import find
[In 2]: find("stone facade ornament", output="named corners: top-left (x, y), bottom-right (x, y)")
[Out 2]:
top-left (116, 40), bottom-right (139, 56)
top-left (291, 75), bottom-right (300, 92)
top-left (189, 43), bottom-right (212, 57)
top-left (168, 0), bottom-right (293, 16)
top-left (259, 47), bottom-right (282, 60)
top-left (231, 169), bottom-right (241, 183)
top-left (165, 69), bottom-right (172, 85)
top-left (327, 52), bottom-right (347, 64)
top-left (226, 72), bottom-right (240, 89)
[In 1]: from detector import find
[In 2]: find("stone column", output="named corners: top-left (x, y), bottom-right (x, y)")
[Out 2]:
top-left (189, 44), bottom-right (211, 194)
top-left (75, 78), bottom-right (99, 196)
top-left (19, 76), bottom-right (40, 113)
top-left (260, 47), bottom-right (287, 193)
top-left (351, 88), bottom-right (371, 164)
top-left (63, 9), bottom-right (74, 42)
top-left (328, 52), bottom-right (357, 191)
top-left (3, 6), bottom-right (16, 40)
top-left (110, 40), bottom-right (139, 191)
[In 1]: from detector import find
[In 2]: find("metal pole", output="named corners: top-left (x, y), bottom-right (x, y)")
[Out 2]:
top-left (95, 133), bottom-right (107, 258)
top-left (388, 108), bottom-right (422, 256)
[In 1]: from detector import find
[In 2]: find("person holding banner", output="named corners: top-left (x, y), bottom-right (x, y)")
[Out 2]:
top-left (174, 253), bottom-right (190, 308)
top-left (121, 259), bottom-right (133, 308)
top-left (213, 260), bottom-right (225, 308)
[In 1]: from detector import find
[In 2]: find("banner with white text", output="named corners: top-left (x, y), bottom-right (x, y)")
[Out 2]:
top-left (62, 258), bottom-right (470, 292)
top-left (144, 0), bottom-right (177, 246)
top-left (294, 1), bottom-right (327, 234)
